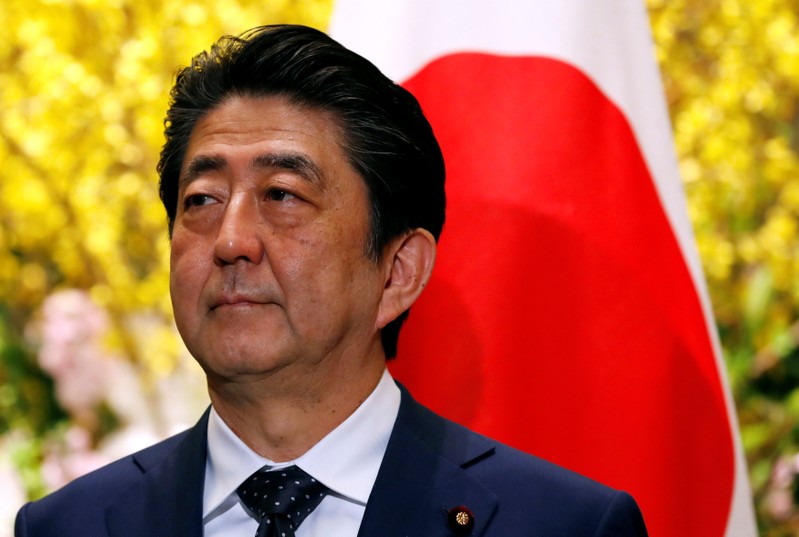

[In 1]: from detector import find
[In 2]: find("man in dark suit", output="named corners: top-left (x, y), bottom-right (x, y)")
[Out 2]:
top-left (16, 25), bottom-right (648, 537)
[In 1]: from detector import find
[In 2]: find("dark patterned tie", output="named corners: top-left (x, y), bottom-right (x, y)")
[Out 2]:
top-left (237, 465), bottom-right (328, 537)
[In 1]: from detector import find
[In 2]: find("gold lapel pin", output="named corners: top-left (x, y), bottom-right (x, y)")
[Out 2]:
top-left (447, 505), bottom-right (475, 534)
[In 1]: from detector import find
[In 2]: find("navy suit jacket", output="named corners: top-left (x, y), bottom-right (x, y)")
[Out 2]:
top-left (16, 386), bottom-right (648, 536)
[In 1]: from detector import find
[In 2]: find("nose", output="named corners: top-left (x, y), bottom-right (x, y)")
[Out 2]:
top-left (213, 194), bottom-right (265, 266)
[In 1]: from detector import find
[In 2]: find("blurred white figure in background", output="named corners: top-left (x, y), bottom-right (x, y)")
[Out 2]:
top-left (36, 290), bottom-right (113, 427)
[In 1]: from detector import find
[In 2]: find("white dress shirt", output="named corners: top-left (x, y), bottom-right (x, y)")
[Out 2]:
top-left (203, 369), bottom-right (401, 537)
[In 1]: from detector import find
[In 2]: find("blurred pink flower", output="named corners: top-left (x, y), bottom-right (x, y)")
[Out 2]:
top-left (33, 290), bottom-right (114, 420)
top-left (764, 454), bottom-right (799, 521)
top-left (21, 290), bottom-right (211, 499)
top-left (40, 426), bottom-right (109, 492)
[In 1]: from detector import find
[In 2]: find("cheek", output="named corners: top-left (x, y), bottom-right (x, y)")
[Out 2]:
top-left (270, 225), bottom-right (336, 274)
top-left (271, 234), bottom-right (371, 322)
top-left (170, 224), bottom-right (213, 269)
top-left (170, 240), bottom-right (193, 291)
top-left (169, 235), bottom-right (211, 307)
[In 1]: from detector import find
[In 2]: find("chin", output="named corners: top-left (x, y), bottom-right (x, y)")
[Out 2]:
top-left (193, 340), bottom-right (295, 378)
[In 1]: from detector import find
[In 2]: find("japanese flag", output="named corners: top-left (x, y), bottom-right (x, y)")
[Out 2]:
top-left (329, 2), bottom-right (757, 536)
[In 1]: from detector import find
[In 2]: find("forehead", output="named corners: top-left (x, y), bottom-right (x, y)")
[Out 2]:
top-left (181, 95), bottom-right (352, 181)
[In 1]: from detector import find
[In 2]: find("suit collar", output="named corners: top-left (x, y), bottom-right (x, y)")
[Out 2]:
top-left (358, 385), bottom-right (498, 536)
top-left (105, 410), bottom-right (209, 537)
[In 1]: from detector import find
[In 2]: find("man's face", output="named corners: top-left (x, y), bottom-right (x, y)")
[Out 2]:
top-left (169, 95), bottom-right (388, 382)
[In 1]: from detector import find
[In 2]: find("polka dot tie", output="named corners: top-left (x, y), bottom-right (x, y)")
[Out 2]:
top-left (236, 465), bottom-right (328, 537)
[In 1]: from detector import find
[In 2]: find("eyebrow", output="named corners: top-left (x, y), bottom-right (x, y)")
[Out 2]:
top-left (179, 155), bottom-right (227, 191)
top-left (252, 152), bottom-right (324, 185)
top-left (179, 152), bottom-right (325, 191)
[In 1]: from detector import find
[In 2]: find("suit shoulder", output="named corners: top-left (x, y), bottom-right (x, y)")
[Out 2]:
top-left (481, 438), bottom-right (622, 502)
top-left (402, 395), bottom-right (647, 534)
top-left (16, 429), bottom-right (191, 536)
top-left (459, 426), bottom-right (648, 534)
top-left (411, 399), bottom-right (622, 495)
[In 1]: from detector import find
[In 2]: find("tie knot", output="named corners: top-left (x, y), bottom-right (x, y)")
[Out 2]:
top-left (237, 465), bottom-right (328, 531)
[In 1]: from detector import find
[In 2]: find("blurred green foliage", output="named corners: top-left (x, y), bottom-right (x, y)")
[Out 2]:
top-left (1, 0), bottom-right (798, 533)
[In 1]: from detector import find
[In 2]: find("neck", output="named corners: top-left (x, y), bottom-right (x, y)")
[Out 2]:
top-left (207, 351), bottom-right (386, 462)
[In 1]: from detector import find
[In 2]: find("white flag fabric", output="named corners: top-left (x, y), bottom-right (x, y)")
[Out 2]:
top-left (329, 2), bottom-right (757, 536)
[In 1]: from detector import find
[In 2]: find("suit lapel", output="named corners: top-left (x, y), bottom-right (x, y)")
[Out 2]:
top-left (358, 387), bottom-right (498, 537)
top-left (105, 411), bottom-right (209, 537)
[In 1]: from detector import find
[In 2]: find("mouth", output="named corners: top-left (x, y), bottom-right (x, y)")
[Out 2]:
top-left (210, 296), bottom-right (270, 311)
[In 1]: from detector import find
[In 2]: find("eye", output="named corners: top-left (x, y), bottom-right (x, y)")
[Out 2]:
top-left (184, 194), bottom-right (216, 209)
top-left (267, 189), bottom-right (296, 202)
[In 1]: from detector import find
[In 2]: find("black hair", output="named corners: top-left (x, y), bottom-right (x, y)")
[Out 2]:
top-left (157, 24), bottom-right (445, 358)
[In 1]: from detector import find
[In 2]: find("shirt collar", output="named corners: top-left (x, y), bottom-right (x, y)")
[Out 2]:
top-left (203, 369), bottom-right (400, 516)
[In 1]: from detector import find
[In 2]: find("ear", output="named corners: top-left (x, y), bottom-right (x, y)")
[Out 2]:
top-left (375, 228), bottom-right (437, 330)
